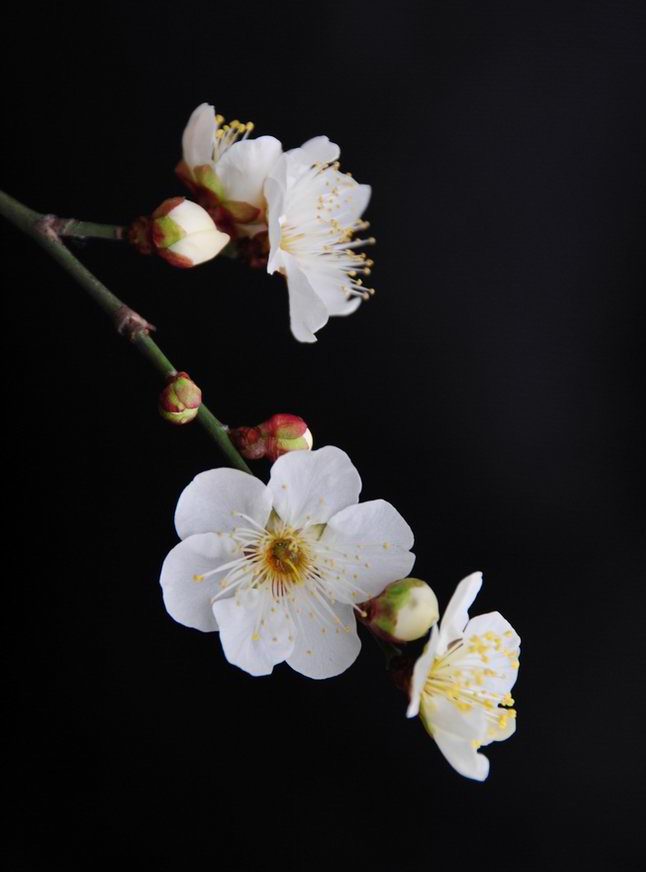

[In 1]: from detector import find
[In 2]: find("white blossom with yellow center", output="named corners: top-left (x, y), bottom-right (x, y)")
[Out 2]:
top-left (407, 572), bottom-right (520, 780)
top-left (264, 137), bottom-right (374, 343)
top-left (160, 447), bottom-right (415, 678)
top-left (180, 102), bottom-right (283, 235)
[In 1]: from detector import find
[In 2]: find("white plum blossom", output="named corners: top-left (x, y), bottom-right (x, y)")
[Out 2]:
top-left (407, 572), bottom-right (520, 781)
top-left (160, 447), bottom-right (415, 678)
top-left (177, 102), bottom-right (282, 236)
top-left (264, 137), bottom-right (375, 343)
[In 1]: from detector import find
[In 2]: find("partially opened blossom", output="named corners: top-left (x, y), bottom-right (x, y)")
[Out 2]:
top-left (264, 137), bottom-right (374, 342)
top-left (129, 197), bottom-right (230, 267)
top-left (407, 572), bottom-right (520, 781)
top-left (160, 447), bottom-right (415, 678)
top-left (176, 102), bottom-right (282, 239)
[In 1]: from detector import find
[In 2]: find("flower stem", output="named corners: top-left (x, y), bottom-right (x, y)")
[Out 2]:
top-left (0, 188), bottom-right (252, 474)
top-left (58, 218), bottom-right (125, 240)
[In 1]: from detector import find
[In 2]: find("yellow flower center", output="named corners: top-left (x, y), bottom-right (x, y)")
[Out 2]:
top-left (264, 535), bottom-right (309, 582)
top-left (241, 528), bottom-right (314, 599)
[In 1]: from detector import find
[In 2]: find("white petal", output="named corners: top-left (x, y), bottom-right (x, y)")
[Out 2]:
top-left (422, 696), bottom-right (490, 781)
top-left (459, 611), bottom-right (521, 696)
top-left (465, 611), bottom-right (521, 653)
top-left (170, 229), bottom-right (230, 265)
top-left (481, 715), bottom-right (517, 746)
top-left (182, 103), bottom-right (215, 169)
top-left (264, 176), bottom-right (286, 275)
top-left (297, 136), bottom-right (340, 165)
top-left (268, 446), bottom-right (361, 527)
top-left (318, 500), bottom-right (415, 602)
top-left (216, 136), bottom-right (282, 208)
top-left (168, 199), bottom-right (217, 234)
top-left (160, 532), bottom-right (238, 632)
top-left (300, 266), bottom-right (363, 316)
top-left (282, 252), bottom-right (329, 342)
top-left (407, 625), bottom-right (439, 718)
top-left (334, 183), bottom-right (371, 225)
top-left (437, 571), bottom-right (483, 655)
top-left (287, 593), bottom-right (359, 679)
top-left (175, 468), bottom-right (272, 540)
top-left (213, 588), bottom-right (295, 677)
top-left (433, 727), bottom-right (490, 781)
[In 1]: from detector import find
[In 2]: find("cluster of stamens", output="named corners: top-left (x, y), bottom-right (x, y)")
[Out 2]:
top-left (423, 629), bottom-right (519, 741)
top-left (212, 115), bottom-right (255, 163)
top-left (280, 160), bottom-right (376, 302)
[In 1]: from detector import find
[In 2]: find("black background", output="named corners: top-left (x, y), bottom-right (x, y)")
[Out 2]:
top-left (4, 1), bottom-right (645, 868)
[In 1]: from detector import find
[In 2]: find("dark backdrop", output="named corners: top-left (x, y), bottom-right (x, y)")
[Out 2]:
top-left (4, 1), bottom-right (645, 869)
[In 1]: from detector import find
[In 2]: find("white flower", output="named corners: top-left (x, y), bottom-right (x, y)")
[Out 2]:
top-left (407, 572), bottom-right (520, 781)
top-left (177, 102), bottom-right (282, 236)
top-left (264, 137), bottom-right (374, 343)
top-left (160, 447), bottom-right (414, 678)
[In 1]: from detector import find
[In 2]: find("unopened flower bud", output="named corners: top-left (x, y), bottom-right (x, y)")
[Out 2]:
top-left (159, 371), bottom-right (202, 425)
top-left (361, 579), bottom-right (439, 644)
top-left (129, 197), bottom-right (230, 267)
top-left (229, 414), bottom-right (312, 462)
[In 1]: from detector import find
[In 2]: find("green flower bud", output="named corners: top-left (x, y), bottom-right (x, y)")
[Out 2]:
top-left (364, 579), bottom-right (439, 644)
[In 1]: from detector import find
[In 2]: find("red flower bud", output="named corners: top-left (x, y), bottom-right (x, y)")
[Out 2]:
top-left (159, 372), bottom-right (202, 425)
top-left (229, 414), bottom-right (312, 462)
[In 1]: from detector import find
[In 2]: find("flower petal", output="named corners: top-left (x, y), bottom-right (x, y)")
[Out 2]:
top-left (264, 176), bottom-right (286, 275)
top-left (317, 499), bottom-right (415, 602)
top-left (437, 571), bottom-right (483, 655)
top-left (170, 229), bottom-right (230, 266)
top-left (480, 714), bottom-right (517, 747)
top-left (182, 103), bottom-right (215, 170)
top-left (213, 588), bottom-right (295, 677)
top-left (421, 696), bottom-right (490, 781)
top-left (282, 252), bottom-right (329, 343)
top-left (459, 611), bottom-right (521, 697)
top-left (216, 136), bottom-right (283, 210)
top-left (175, 468), bottom-right (272, 540)
top-left (169, 198), bottom-right (216, 233)
top-left (433, 727), bottom-right (490, 781)
top-left (287, 593), bottom-right (359, 679)
top-left (268, 446), bottom-right (361, 527)
top-left (160, 532), bottom-right (238, 632)
top-left (334, 183), bottom-right (371, 226)
top-left (300, 266), bottom-right (363, 316)
top-left (407, 624), bottom-right (440, 718)
top-left (298, 136), bottom-right (340, 165)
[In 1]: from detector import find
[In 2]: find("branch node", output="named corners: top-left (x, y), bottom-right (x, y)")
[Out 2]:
top-left (36, 214), bottom-right (61, 241)
top-left (114, 305), bottom-right (156, 341)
